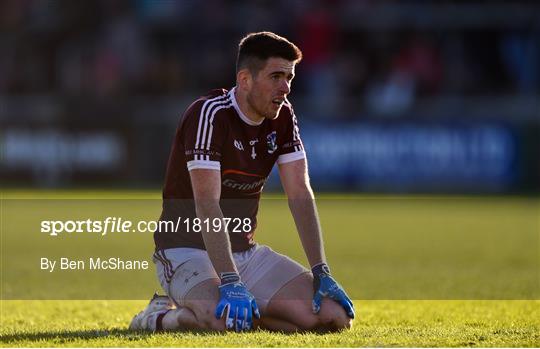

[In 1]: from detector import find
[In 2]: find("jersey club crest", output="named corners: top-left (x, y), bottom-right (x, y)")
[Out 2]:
top-left (266, 131), bottom-right (277, 154)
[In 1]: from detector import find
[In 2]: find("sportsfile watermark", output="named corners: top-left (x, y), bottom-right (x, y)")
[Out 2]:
top-left (40, 217), bottom-right (253, 236)
top-left (1, 198), bottom-right (538, 300)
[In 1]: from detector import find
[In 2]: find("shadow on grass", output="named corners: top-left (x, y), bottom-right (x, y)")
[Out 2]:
top-left (1, 329), bottom-right (162, 344)
top-left (1, 327), bottom-right (309, 344)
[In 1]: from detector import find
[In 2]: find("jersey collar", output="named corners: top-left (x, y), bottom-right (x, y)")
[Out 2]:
top-left (229, 87), bottom-right (264, 126)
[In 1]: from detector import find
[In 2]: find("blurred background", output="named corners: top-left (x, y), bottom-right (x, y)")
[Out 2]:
top-left (1, 0), bottom-right (539, 193)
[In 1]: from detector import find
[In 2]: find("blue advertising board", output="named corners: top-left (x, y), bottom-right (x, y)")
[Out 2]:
top-left (269, 122), bottom-right (518, 193)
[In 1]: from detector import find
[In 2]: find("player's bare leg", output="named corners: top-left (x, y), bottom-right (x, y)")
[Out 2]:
top-left (170, 278), bottom-right (226, 331)
top-left (168, 274), bottom-right (349, 333)
top-left (253, 317), bottom-right (300, 332)
top-left (152, 276), bottom-right (336, 333)
top-left (176, 278), bottom-right (301, 332)
top-left (265, 273), bottom-right (353, 332)
top-left (159, 307), bottom-right (200, 330)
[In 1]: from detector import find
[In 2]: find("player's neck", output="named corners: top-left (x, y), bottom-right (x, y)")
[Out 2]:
top-left (234, 88), bottom-right (265, 125)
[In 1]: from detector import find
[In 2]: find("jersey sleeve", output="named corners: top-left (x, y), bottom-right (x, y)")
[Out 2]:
top-left (277, 107), bottom-right (306, 164)
top-left (181, 100), bottom-right (227, 171)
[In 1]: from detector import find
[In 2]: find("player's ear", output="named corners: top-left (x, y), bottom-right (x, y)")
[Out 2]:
top-left (237, 68), bottom-right (252, 91)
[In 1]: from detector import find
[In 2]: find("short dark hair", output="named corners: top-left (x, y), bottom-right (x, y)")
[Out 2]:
top-left (236, 31), bottom-right (302, 76)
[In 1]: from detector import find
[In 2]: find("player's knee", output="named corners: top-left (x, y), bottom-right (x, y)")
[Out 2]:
top-left (202, 316), bottom-right (227, 331)
top-left (294, 314), bottom-right (351, 332)
top-left (286, 300), bottom-right (352, 332)
top-left (202, 308), bottom-right (227, 331)
top-left (189, 303), bottom-right (226, 332)
top-left (316, 314), bottom-right (352, 332)
top-left (332, 314), bottom-right (353, 331)
top-left (318, 299), bottom-right (353, 331)
top-left (294, 314), bottom-right (321, 331)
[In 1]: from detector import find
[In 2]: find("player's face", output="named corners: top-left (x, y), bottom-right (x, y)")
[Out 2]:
top-left (247, 57), bottom-right (295, 120)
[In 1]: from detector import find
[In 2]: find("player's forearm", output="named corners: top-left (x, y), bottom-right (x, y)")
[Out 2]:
top-left (288, 193), bottom-right (327, 267)
top-left (195, 201), bottom-right (238, 275)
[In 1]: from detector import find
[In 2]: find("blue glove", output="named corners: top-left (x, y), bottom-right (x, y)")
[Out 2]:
top-left (312, 263), bottom-right (355, 319)
top-left (215, 272), bottom-right (260, 331)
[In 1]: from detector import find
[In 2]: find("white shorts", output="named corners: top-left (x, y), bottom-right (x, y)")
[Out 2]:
top-left (153, 244), bottom-right (309, 312)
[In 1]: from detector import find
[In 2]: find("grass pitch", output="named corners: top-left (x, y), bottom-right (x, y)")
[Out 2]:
top-left (1, 190), bottom-right (539, 347)
top-left (1, 300), bottom-right (538, 347)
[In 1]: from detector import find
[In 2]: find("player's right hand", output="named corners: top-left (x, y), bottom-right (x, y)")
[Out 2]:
top-left (215, 272), bottom-right (260, 331)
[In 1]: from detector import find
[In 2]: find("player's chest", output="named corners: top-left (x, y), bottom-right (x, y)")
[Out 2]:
top-left (222, 126), bottom-right (279, 173)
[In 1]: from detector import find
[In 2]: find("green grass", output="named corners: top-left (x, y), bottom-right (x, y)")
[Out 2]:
top-left (1, 300), bottom-right (538, 347)
top-left (1, 190), bottom-right (539, 346)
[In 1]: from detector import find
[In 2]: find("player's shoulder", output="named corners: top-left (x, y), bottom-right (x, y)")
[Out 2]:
top-left (182, 88), bottom-right (233, 122)
top-left (273, 98), bottom-right (296, 125)
top-left (185, 88), bottom-right (230, 113)
top-left (201, 88), bottom-right (230, 102)
top-left (283, 97), bottom-right (298, 116)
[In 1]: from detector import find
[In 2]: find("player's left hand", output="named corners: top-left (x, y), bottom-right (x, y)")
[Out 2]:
top-left (311, 263), bottom-right (355, 319)
top-left (215, 272), bottom-right (260, 331)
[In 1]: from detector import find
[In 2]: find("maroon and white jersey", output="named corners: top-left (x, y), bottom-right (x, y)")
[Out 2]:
top-left (155, 87), bottom-right (305, 252)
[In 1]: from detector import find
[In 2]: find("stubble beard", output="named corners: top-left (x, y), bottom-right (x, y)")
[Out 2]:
top-left (247, 91), bottom-right (273, 120)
